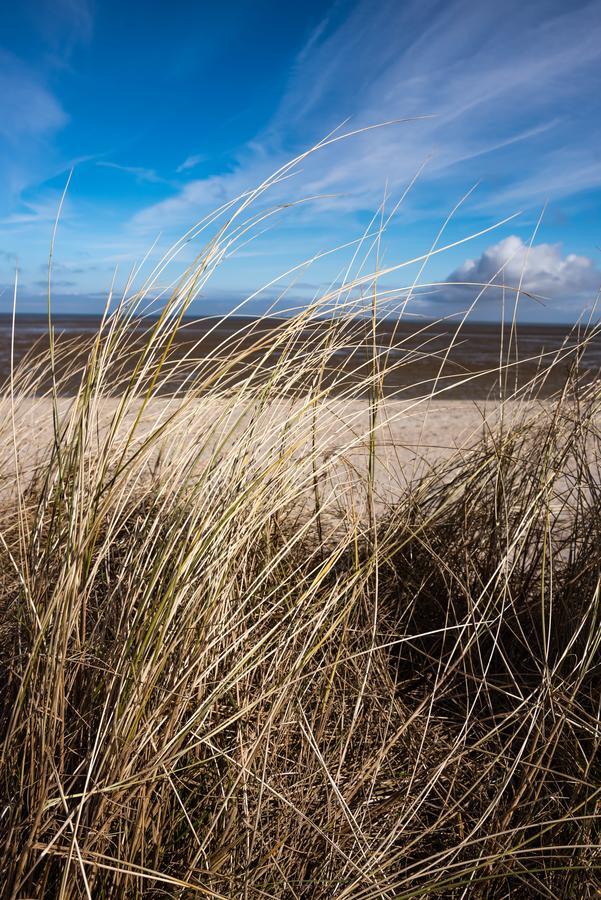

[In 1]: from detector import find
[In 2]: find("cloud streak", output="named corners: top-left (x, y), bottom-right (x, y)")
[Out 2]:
top-left (97, 161), bottom-right (171, 185)
top-left (134, 0), bottom-right (601, 230)
top-left (33, 0), bottom-right (94, 59)
top-left (0, 50), bottom-right (71, 215)
top-left (176, 154), bottom-right (206, 174)
top-left (0, 51), bottom-right (68, 142)
top-left (0, 1), bottom-right (95, 220)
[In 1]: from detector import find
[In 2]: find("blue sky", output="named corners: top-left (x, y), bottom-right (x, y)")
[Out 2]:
top-left (1, 0), bottom-right (601, 321)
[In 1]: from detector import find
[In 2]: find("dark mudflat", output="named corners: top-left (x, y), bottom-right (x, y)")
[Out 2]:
top-left (1, 314), bottom-right (598, 400)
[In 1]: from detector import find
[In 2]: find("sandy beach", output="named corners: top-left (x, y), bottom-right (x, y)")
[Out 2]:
top-left (2, 392), bottom-right (547, 520)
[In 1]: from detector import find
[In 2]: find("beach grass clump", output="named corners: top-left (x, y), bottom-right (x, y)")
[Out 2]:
top-left (0, 177), bottom-right (599, 897)
top-left (377, 387), bottom-right (601, 895)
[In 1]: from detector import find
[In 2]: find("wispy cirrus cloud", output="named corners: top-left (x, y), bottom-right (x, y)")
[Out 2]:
top-left (96, 161), bottom-right (171, 185)
top-left (0, 1), bottom-right (94, 213)
top-left (176, 154), bottom-right (206, 174)
top-left (30, 0), bottom-right (94, 60)
top-left (134, 0), bottom-right (601, 231)
top-left (0, 194), bottom-right (71, 228)
top-left (0, 50), bottom-right (67, 142)
top-left (0, 50), bottom-right (70, 211)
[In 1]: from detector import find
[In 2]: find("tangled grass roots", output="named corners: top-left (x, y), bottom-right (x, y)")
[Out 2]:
top-left (0, 287), bottom-right (600, 893)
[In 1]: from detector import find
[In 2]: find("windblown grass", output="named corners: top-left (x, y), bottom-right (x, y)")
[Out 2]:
top-left (0, 169), bottom-right (600, 898)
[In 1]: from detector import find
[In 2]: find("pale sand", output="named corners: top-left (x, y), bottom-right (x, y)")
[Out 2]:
top-left (0, 395), bottom-right (549, 518)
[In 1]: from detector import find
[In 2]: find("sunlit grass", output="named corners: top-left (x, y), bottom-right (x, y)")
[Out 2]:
top-left (0, 160), bottom-right (599, 898)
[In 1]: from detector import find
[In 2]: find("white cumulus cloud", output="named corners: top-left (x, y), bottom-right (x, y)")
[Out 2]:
top-left (441, 235), bottom-right (601, 313)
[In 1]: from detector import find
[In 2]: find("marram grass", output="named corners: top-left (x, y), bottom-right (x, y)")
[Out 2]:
top-left (0, 174), bottom-right (599, 898)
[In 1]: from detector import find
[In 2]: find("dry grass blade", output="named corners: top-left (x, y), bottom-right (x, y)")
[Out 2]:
top-left (0, 158), bottom-right (599, 898)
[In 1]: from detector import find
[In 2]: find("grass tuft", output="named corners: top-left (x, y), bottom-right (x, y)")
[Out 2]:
top-left (0, 170), bottom-right (600, 897)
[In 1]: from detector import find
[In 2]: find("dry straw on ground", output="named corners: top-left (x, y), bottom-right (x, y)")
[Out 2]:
top-left (0, 156), bottom-right (599, 898)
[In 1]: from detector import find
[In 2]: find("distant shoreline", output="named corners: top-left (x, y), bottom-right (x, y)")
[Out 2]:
top-left (1, 314), bottom-right (599, 401)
